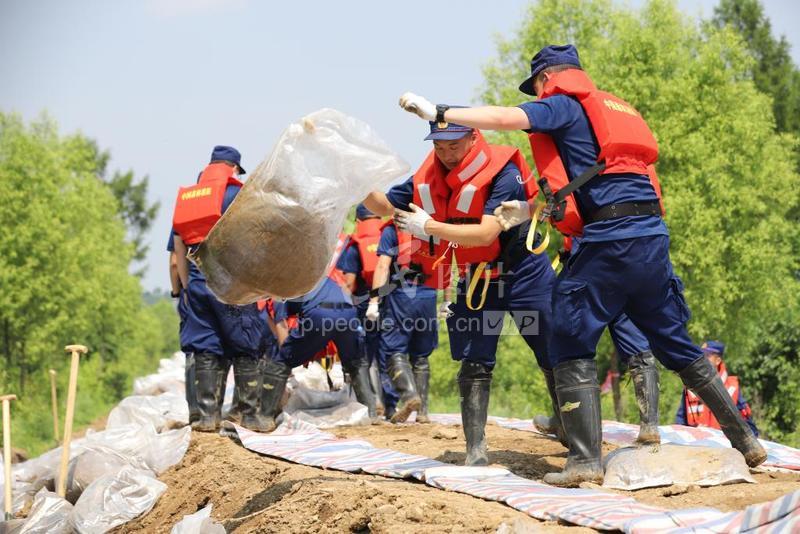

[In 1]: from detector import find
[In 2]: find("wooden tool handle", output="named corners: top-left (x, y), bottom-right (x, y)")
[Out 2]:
top-left (3, 396), bottom-right (15, 517)
top-left (64, 344), bottom-right (88, 354)
top-left (56, 348), bottom-right (84, 497)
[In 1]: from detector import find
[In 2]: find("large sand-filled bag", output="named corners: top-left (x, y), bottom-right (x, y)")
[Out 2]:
top-left (191, 108), bottom-right (409, 303)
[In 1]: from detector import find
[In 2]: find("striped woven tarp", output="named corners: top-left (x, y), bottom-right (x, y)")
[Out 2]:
top-left (235, 417), bottom-right (800, 532)
top-left (423, 414), bottom-right (800, 472)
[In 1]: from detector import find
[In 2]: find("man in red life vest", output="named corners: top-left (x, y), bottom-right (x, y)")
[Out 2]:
top-left (397, 44), bottom-right (765, 485)
top-left (676, 341), bottom-right (759, 436)
top-left (172, 146), bottom-right (273, 432)
top-left (364, 120), bottom-right (556, 465)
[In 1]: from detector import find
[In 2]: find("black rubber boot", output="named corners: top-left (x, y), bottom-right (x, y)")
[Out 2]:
top-left (387, 353), bottom-right (421, 423)
top-left (192, 353), bottom-right (223, 432)
top-left (532, 368), bottom-right (567, 447)
top-left (233, 355), bottom-right (263, 431)
top-left (368, 360), bottom-right (385, 415)
top-left (251, 359), bottom-right (292, 433)
top-left (346, 362), bottom-right (378, 419)
top-left (628, 351), bottom-right (661, 445)
top-left (185, 353), bottom-right (200, 425)
top-left (412, 357), bottom-right (431, 424)
top-left (543, 359), bottom-right (604, 487)
top-left (679, 356), bottom-right (766, 467)
top-left (216, 357), bottom-right (234, 421)
top-left (458, 361), bottom-right (492, 466)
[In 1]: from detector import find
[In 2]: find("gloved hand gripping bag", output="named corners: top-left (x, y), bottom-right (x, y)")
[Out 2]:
top-left (191, 108), bottom-right (409, 303)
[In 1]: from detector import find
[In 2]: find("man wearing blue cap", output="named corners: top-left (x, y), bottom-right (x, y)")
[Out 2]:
top-left (337, 204), bottom-right (393, 415)
top-left (172, 145), bottom-right (274, 432)
top-left (676, 341), bottom-right (759, 436)
top-left (398, 44), bottom-right (765, 485)
top-left (363, 120), bottom-right (555, 465)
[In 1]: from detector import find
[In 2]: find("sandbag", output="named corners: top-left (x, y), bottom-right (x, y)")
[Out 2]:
top-left (71, 466), bottom-right (166, 534)
top-left (602, 443), bottom-right (756, 490)
top-left (170, 504), bottom-right (225, 534)
top-left (57, 445), bottom-right (152, 504)
top-left (191, 108), bottom-right (409, 303)
top-left (18, 489), bottom-right (73, 534)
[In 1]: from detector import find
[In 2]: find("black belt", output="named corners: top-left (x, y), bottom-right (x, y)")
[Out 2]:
top-left (585, 201), bottom-right (661, 224)
top-left (318, 302), bottom-right (353, 310)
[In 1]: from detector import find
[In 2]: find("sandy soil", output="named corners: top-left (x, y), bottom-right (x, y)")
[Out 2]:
top-left (117, 421), bottom-right (800, 533)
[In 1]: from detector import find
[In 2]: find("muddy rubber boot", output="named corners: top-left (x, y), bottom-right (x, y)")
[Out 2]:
top-left (458, 361), bottom-right (492, 466)
top-left (192, 353), bottom-right (223, 432)
top-left (347, 363), bottom-right (378, 419)
top-left (543, 359), bottom-right (604, 487)
top-left (184, 353), bottom-right (200, 425)
top-left (368, 361), bottom-right (386, 416)
top-left (679, 356), bottom-right (766, 467)
top-left (532, 368), bottom-right (567, 447)
top-left (251, 359), bottom-right (292, 433)
top-left (233, 356), bottom-right (264, 431)
top-left (628, 351), bottom-right (661, 445)
top-left (387, 353), bottom-right (421, 423)
top-left (412, 357), bottom-right (431, 424)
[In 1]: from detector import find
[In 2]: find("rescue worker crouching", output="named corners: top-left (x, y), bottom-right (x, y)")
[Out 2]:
top-left (364, 121), bottom-right (555, 466)
top-left (398, 44), bottom-right (766, 485)
top-left (257, 276), bottom-right (378, 433)
top-left (172, 145), bottom-right (274, 433)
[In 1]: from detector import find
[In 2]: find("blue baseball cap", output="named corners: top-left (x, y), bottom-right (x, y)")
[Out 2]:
top-left (424, 120), bottom-right (473, 141)
top-left (701, 340), bottom-right (725, 356)
top-left (519, 44), bottom-right (582, 95)
top-left (355, 203), bottom-right (377, 220)
top-left (210, 145), bottom-right (245, 174)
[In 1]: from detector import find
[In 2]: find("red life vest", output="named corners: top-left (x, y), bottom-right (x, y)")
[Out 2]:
top-left (326, 232), bottom-right (349, 288)
top-left (527, 69), bottom-right (662, 237)
top-left (172, 163), bottom-right (243, 245)
top-left (410, 132), bottom-right (532, 288)
top-left (684, 362), bottom-right (744, 430)
top-left (348, 218), bottom-right (383, 286)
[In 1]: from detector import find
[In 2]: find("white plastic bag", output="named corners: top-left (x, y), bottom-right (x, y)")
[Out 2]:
top-left (192, 108), bottom-right (410, 303)
top-left (133, 353), bottom-right (186, 396)
top-left (83, 423), bottom-right (190, 475)
top-left (284, 382), bottom-right (369, 429)
top-left (57, 445), bottom-right (153, 503)
top-left (170, 504), bottom-right (225, 534)
top-left (106, 393), bottom-right (189, 431)
top-left (71, 466), bottom-right (167, 534)
top-left (18, 489), bottom-right (73, 534)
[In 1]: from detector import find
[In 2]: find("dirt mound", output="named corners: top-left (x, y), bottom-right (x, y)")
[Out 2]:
top-left (117, 422), bottom-right (800, 533)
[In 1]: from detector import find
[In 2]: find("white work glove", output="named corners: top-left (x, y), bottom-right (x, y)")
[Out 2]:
top-left (366, 300), bottom-right (380, 322)
top-left (394, 203), bottom-right (432, 239)
top-left (438, 300), bottom-right (453, 321)
top-left (399, 92), bottom-right (436, 121)
top-left (493, 200), bottom-right (532, 231)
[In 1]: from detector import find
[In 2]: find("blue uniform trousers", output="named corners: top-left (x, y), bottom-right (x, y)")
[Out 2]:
top-left (183, 276), bottom-right (268, 360)
top-left (275, 305), bottom-right (362, 369)
top-left (608, 312), bottom-right (652, 364)
top-left (550, 235), bottom-right (702, 371)
top-left (447, 254), bottom-right (555, 370)
top-left (378, 287), bottom-right (438, 410)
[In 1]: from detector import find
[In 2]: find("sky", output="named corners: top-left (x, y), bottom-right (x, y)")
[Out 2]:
top-left (1, 0), bottom-right (798, 292)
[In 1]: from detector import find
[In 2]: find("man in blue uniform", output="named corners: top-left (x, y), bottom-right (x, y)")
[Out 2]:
top-left (337, 205), bottom-right (392, 414)
top-left (364, 121), bottom-right (555, 465)
top-left (368, 221), bottom-right (438, 423)
top-left (258, 276), bottom-right (377, 431)
top-left (172, 146), bottom-right (272, 432)
top-left (397, 44), bottom-right (766, 485)
top-left (534, 241), bottom-right (661, 446)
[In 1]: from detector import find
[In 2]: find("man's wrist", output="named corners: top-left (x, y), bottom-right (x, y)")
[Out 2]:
top-left (170, 290), bottom-right (180, 298)
top-left (436, 104), bottom-right (450, 126)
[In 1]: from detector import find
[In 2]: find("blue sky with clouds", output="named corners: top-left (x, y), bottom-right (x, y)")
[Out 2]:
top-left (1, 0), bottom-right (797, 291)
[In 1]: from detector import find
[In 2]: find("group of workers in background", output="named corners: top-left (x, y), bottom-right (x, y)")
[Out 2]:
top-left (167, 43), bottom-right (764, 487)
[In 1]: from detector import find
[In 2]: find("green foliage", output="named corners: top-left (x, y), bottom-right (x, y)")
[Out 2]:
top-left (428, 0), bottom-right (800, 445)
top-left (0, 112), bottom-right (178, 456)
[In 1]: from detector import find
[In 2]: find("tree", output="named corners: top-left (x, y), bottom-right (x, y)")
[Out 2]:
top-left (477, 0), bottom-right (800, 443)
top-left (712, 0), bottom-right (800, 135)
top-left (0, 112), bottom-right (177, 454)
